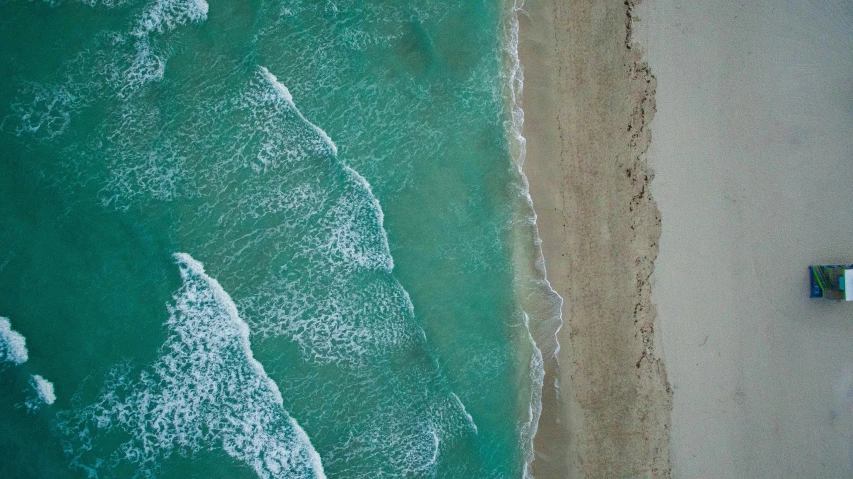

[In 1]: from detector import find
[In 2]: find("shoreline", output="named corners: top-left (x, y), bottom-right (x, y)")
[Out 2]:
top-left (501, 2), bottom-right (565, 476)
top-left (518, 1), bottom-right (671, 476)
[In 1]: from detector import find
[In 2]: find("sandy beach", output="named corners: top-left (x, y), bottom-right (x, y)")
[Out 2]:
top-left (637, 1), bottom-right (853, 476)
top-left (521, 0), bottom-right (853, 477)
top-left (520, 1), bottom-right (671, 477)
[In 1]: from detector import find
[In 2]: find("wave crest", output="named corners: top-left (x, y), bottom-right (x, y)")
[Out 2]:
top-left (0, 316), bottom-right (28, 366)
top-left (57, 253), bottom-right (326, 479)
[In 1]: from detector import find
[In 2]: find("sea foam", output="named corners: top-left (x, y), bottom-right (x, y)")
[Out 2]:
top-left (124, 0), bottom-right (209, 92)
top-left (23, 374), bottom-right (58, 412)
top-left (134, 0), bottom-right (208, 35)
top-left (0, 316), bottom-right (28, 365)
top-left (0, 83), bottom-right (76, 140)
top-left (58, 253), bottom-right (325, 479)
top-left (4, 0), bottom-right (210, 144)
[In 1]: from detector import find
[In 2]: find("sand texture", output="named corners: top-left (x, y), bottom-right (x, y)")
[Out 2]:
top-left (635, 1), bottom-right (853, 477)
top-left (522, 0), bottom-right (853, 476)
top-left (519, 1), bottom-right (672, 477)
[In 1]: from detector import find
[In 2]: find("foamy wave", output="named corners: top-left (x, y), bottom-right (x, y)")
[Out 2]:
top-left (216, 67), bottom-right (424, 368)
top-left (134, 0), bottom-right (208, 36)
top-left (1, 318), bottom-right (58, 411)
top-left (503, 1), bottom-right (565, 474)
top-left (59, 65), bottom-right (409, 368)
top-left (31, 374), bottom-right (56, 405)
top-left (259, 67), bottom-right (338, 157)
top-left (450, 393), bottom-right (478, 435)
top-left (23, 374), bottom-right (57, 412)
top-left (257, 66), bottom-right (393, 273)
top-left (341, 166), bottom-right (393, 270)
top-left (520, 313), bottom-right (544, 479)
top-left (172, 253), bottom-right (286, 405)
top-left (0, 83), bottom-right (77, 140)
top-left (121, 0), bottom-right (209, 93)
top-left (318, 182), bottom-right (393, 272)
top-left (0, 316), bottom-right (28, 365)
top-left (58, 253), bottom-right (325, 479)
top-left (243, 275), bottom-right (413, 365)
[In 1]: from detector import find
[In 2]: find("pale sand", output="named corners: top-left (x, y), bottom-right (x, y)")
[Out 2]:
top-left (519, 1), bottom-right (671, 477)
top-left (634, 1), bottom-right (853, 477)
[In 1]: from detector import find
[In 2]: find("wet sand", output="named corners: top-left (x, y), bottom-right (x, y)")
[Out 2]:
top-left (519, 1), bottom-right (671, 477)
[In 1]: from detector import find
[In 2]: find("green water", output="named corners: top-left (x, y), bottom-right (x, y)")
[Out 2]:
top-left (0, 0), bottom-right (560, 477)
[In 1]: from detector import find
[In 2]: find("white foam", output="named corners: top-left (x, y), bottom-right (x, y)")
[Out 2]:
top-left (123, 39), bottom-right (167, 92)
top-left (426, 430), bottom-right (440, 469)
top-left (4, 0), bottom-right (210, 143)
top-left (31, 374), bottom-right (56, 405)
top-left (505, 0), bottom-right (566, 321)
top-left (38, 0), bottom-right (129, 7)
top-left (100, 143), bottom-right (192, 211)
top-left (244, 275), bottom-right (412, 365)
top-left (325, 410), bottom-right (446, 478)
top-left (59, 253), bottom-right (326, 479)
top-left (319, 191), bottom-right (393, 273)
top-left (341, 166), bottom-right (393, 271)
top-left (0, 316), bottom-right (28, 365)
top-left (76, 0), bottom-right (131, 7)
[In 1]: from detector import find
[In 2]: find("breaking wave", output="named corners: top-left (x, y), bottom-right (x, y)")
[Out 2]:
top-left (24, 374), bottom-right (58, 412)
top-left (231, 67), bottom-right (411, 365)
top-left (259, 67), bottom-right (338, 157)
top-left (57, 253), bottom-right (326, 479)
top-left (256, 66), bottom-right (393, 273)
top-left (0, 316), bottom-right (28, 366)
top-left (2, 2), bottom-right (533, 473)
top-left (31, 374), bottom-right (56, 405)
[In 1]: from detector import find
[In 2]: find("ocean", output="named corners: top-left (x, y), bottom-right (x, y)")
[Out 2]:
top-left (0, 0), bottom-right (561, 477)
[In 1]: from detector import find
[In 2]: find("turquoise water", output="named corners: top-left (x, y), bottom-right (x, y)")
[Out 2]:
top-left (0, 0), bottom-right (561, 477)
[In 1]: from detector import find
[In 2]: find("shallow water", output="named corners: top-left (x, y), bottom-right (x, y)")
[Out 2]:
top-left (0, 0), bottom-right (559, 477)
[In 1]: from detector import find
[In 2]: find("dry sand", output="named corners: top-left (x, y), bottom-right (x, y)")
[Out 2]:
top-left (519, 1), bottom-right (671, 477)
top-left (635, 1), bottom-right (853, 477)
top-left (521, 0), bottom-right (853, 477)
